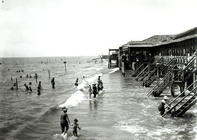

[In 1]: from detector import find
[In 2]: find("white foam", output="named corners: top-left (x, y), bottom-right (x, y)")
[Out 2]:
top-left (53, 133), bottom-right (67, 140)
top-left (109, 67), bottom-right (119, 74)
top-left (59, 90), bottom-right (86, 108)
top-left (59, 73), bottom-right (102, 108)
top-left (116, 125), bottom-right (147, 134)
top-left (96, 67), bottom-right (103, 71)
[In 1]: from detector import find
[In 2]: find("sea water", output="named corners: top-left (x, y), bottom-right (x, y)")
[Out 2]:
top-left (0, 57), bottom-right (196, 140)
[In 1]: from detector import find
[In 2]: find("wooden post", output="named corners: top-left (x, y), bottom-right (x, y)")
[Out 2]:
top-left (63, 61), bottom-right (67, 72)
top-left (193, 53), bottom-right (197, 90)
top-left (156, 64), bottom-right (159, 84)
top-left (108, 50), bottom-right (111, 68)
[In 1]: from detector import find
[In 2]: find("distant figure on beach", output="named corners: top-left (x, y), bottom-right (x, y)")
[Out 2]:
top-left (35, 73), bottom-right (38, 83)
top-left (72, 118), bottom-right (81, 137)
top-left (89, 85), bottom-right (92, 98)
top-left (158, 96), bottom-right (170, 116)
top-left (60, 107), bottom-right (70, 134)
top-left (28, 82), bottom-right (32, 92)
top-left (26, 74), bottom-right (29, 78)
top-left (48, 70), bottom-right (51, 79)
top-left (38, 81), bottom-right (42, 89)
top-left (24, 84), bottom-right (29, 91)
top-left (11, 77), bottom-right (13, 81)
top-left (97, 76), bottom-right (103, 92)
top-left (75, 78), bottom-right (79, 86)
top-left (37, 81), bottom-right (42, 95)
top-left (92, 84), bottom-right (98, 98)
top-left (51, 77), bottom-right (55, 89)
top-left (29, 75), bottom-right (32, 78)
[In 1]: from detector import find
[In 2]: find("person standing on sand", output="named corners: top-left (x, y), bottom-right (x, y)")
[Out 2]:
top-left (60, 107), bottom-right (70, 134)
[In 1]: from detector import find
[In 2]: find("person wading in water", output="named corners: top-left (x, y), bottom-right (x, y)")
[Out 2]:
top-left (51, 77), bottom-right (55, 89)
top-left (74, 78), bottom-right (79, 86)
top-left (60, 107), bottom-right (70, 134)
top-left (158, 96), bottom-right (170, 116)
top-left (97, 76), bottom-right (103, 92)
top-left (92, 84), bottom-right (98, 98)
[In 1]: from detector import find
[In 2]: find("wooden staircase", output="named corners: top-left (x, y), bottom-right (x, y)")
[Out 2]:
top-left (173, 55), bottom-right (196, 84)
top-left (132, 63), bottom-right (146, 77)
top-left (143, 69), bottom-right (157, 87)
top-left (183, 55), bottom-right (196, 72)
top-left (143, 58), bottom-right (176, 87)
top-left (135, 65), bottom-right (149, 81)
top-left (162, 81), bottom-right (197, 117)
top-left (147, 55), bottom-right (196, 97)
top-left (147, 70), bottom-right (173, 97)
top-left (132, 57), bottom-right (164, 78)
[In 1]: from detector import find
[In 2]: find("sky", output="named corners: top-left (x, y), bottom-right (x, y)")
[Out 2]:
top-left (0, 0), bottom-right (197, 57)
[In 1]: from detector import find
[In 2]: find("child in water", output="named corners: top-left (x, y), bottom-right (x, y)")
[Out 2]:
top-left (72, 118), bottom-right (81, 137)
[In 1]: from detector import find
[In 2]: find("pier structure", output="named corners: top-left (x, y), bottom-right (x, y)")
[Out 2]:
top-left (108, 49), bottom-right (119, 68)
top-left (111, 27), bottom-right (197, 116)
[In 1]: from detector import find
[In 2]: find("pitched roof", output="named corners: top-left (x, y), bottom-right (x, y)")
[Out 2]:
top-left (122, 27), bottom-right (197, 49)
top-left (174, 27), bottom-right (197, 39)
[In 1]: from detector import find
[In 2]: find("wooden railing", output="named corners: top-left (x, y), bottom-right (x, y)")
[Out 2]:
top-left (162, 80), bottom-right (197, 117)
top-left (132, 63), bottom-right (145, 77)
top-left (135, 65), bottom-right (149, 81)
top-left (154, 55), bottom-right (194, 65)
top-left (147, 70), bottom-right (173, 97)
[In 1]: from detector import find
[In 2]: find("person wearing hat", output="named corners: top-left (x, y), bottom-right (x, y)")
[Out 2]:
top-left (72, 118), bottom-right (81, 137)
top-left (158, 96), bottom-right (170, 116)
top-left (60, 107), bottom-right (70, 134)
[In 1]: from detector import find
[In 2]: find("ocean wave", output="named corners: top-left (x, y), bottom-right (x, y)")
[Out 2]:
top-left (59, 73), bottom-right (102, 108)
top-left (109, 68), bottom-right (119, 74)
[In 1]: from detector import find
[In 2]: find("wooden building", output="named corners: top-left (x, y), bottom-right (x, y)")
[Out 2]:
top-left (113, 27), bottom-right (197, 117)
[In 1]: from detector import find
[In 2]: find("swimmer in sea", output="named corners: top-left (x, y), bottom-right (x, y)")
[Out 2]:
top-left (75, 78), bottom-right (79, 86)
top-left (24, 84), bottom-right (29, 91)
